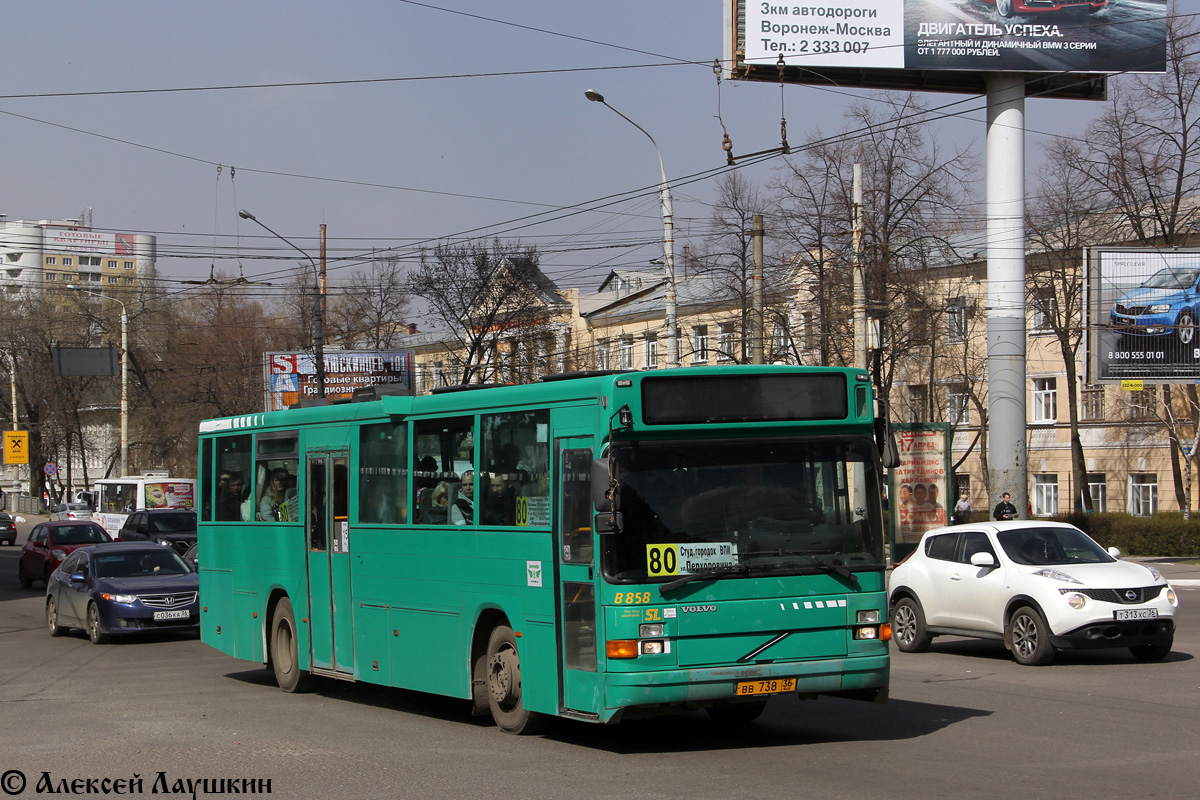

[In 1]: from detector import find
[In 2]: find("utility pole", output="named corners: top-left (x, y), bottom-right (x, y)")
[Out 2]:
top-left (751, 214), bottom-right (765, 364)
top-left (851, 163), bottom-right (868, 371)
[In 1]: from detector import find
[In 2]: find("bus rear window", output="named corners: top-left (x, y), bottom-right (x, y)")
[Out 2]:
top-left (641, 374), bottom-right (848, 424)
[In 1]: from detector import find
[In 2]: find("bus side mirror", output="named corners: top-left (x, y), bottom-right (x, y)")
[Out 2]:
top-left (591, 458), bottom-right (616, 512)
top-left (595, 511), bottom-right (623, 535)
top-left (875, 401), bottom-right (900, 470)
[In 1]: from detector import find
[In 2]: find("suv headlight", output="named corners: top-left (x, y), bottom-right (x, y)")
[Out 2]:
top-left (1034, 568), bottom-right (1082, 584)
top-left (1144, 565), bottom-right (1164, 581)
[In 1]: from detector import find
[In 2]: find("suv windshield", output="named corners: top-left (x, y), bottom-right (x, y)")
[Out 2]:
top-left (998, 526), bottom-right (1114, 566)
top-left (602, 436), bottom-right (884, 583)
top-left (148, 512), bottom-right (197, 533)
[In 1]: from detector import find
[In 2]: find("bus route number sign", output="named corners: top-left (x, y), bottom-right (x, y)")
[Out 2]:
top-left (646, 543), bottom-right (739, 576)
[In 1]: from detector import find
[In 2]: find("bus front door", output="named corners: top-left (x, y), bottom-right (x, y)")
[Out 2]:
top-left (555, 442), bottom-right (601, 718)
top-left (305, 452), bottom-right (354, 676)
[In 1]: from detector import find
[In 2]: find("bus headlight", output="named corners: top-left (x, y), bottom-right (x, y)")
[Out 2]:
top-left (857, 610), bottom-right (880, 624)
top-left (639, 640), bottom-right (666, 655)
top-left (640, 623), bottom-right (664, 637)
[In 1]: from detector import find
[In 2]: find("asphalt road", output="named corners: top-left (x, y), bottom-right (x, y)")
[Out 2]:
top-left (2, 516), bottom-right (1198, 800)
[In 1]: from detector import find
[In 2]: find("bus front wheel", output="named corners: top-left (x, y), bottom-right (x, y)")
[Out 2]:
top-left (486, 624), bottom-right (546, 734)
top-left (272, 597), bottom-right (317, 693)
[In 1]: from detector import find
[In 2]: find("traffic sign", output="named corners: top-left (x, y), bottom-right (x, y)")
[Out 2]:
top-left (4, 431), bottom-right (29, 465)
top-left (44, 463), bottom-right (58, 477)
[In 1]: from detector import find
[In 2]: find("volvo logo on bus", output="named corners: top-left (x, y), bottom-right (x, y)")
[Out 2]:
top-left (681, 605), bottom-right (717, 613)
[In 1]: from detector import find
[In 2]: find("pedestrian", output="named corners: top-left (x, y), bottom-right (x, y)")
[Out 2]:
top-left (953, 492), bottom-right (972, 525)
top-left (992, 491), bottom-right (1018, 521)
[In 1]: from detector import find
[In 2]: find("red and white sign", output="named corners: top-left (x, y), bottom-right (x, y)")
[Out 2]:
top-left (43, 228), bottom-right (135, 255)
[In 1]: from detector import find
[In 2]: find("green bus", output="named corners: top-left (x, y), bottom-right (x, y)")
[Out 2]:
top-left (197, 365), bottom-right (893, 732)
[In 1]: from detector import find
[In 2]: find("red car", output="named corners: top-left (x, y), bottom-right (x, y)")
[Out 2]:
top-left (985, 0), bottom-right (1107, 17)
top-left (18, 521), bottom-right (111, 589)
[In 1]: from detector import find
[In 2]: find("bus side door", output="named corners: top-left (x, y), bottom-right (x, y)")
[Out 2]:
top-left (555, 441), bottom-right (601, 717)
top-left (306, 451), bottom-right (354, 676)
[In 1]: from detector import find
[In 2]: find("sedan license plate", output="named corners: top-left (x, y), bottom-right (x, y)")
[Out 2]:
top-left (735, 678), bottom-right (797, 697)
top-left (153, 609), bottom-right (190, 621)
top-left (1114, 608), bottom-right (1157, 621)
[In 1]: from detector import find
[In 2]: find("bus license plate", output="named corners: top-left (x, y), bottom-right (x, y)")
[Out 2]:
top-left (735, 678), bottom-right (797, 696)
top-left (1114, 609), bottom-right (1157, 621)
top-left (153, 610), bottom-right (190, 621)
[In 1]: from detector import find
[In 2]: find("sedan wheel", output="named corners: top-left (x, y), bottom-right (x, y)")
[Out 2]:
top-left (1176, 310), bottom-right (1195, 345)
top-left (87, 604), bottom-right (110, 645)
top-left (995, 0), bottom-right (1016, 18)
top-left (47, 598), bottom-right (67, 637)
top-left (1008, 605), bottom-right (1054, 666)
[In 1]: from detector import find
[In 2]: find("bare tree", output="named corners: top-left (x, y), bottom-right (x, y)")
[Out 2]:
top-left (326, 254), bottom-right (411, 349)
top-left (406, 240), bottom-right (567, 385)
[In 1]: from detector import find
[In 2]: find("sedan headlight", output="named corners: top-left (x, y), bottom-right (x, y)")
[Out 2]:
top-left (1033, 568), bottom-right (1082, 584)
top-left (100, 593), bottom-right (138, 604)
top-left (50, 548), bottom-right (68, 561)
top-left (1149, 304), bottom-right (1171, 313)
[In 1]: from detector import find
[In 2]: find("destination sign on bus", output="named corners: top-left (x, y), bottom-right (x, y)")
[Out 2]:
top-left (642, 373), bottom-right (848, 424)
top-left (646, 542), bottom-right (740, 577)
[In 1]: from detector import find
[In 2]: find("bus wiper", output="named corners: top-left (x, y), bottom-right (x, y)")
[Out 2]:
top-left (749, 549), bottom-right (859, 585)
top-left (658, 564), bottom-right (750, 595)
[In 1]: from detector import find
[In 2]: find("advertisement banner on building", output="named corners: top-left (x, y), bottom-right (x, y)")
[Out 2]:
top-left (1088, 247), bottom-right (1200, 383)
top-left (264, 351), bottom-right (413, 411)
top-left (740, 0), bottom-right (1166, 75)
top-left (889, 424), bottom-right (950, 560)
top-left (43, 227), bottom-right (135, 255)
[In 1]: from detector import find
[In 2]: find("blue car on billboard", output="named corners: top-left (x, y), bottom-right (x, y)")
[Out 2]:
top-left (1109, 266), bottom-right (1200, 346)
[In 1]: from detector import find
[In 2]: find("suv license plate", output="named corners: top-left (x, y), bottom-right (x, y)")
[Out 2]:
top-left (1114, 609), bottom-right (1157, 621)
top-left (153, 610), bottom-right (190, 621)
top-left (735, 678), bottom-right (797, 696)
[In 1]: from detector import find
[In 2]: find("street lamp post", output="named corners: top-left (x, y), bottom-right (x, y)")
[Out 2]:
top-left (238, 210), bottom-right (326, 398)
top-left (585, 89), bottom-right (680, 368)
top-left (67, 285), bottom-right (128, 477)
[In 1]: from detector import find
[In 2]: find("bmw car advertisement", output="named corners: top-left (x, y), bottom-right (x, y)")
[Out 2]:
top-left (1089, 248), bottom-right (1200, 382)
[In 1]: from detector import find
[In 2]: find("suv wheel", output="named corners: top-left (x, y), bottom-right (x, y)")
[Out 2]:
top-left (892, 597), bottom-right (933, 653)
top-left (1008, 605), bottom-right (1054, 666)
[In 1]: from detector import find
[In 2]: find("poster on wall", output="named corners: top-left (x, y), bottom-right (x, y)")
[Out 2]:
top-left (740, 0), bottom-right (1167, 75)
top-left (1088, 248), bottom-right (1200, 383)
top-left (890, 424), bottom-right (950, 552)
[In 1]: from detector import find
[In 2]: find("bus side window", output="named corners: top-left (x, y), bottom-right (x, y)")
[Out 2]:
top-left (413, 416), bottom-right (473, 526)
top-left (481, 410), bottom-right (549, 528)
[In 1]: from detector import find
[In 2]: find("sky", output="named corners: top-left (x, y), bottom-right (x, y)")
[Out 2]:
top-left (0, 1), bottom-right (1158, 328)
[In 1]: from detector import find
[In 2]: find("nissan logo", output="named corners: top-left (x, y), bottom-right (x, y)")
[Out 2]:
top-left (1124, 590), bottom-right (1138, 601)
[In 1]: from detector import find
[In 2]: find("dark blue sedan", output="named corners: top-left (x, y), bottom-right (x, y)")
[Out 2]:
top-left (45, 542), bottom-right (199, 644)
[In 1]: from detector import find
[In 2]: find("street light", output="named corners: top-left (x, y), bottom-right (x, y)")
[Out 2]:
top-left (238, 209), bottom-right (326, 398)
top-left (585, 89), bottom-right (680, 368)
top-left (67, 284), bottom-right (128, 477)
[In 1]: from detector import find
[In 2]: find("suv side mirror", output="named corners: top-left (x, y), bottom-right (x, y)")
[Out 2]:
top-left (1107, 546), bottom-right (1122, 559)
top-left (969, 551), bottom-right (996, 568)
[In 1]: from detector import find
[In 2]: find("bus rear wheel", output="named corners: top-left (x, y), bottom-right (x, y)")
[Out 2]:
top-left (272, 597), bottom-right (317, 693)
top-left (486, 624), bottom-right (546, 734)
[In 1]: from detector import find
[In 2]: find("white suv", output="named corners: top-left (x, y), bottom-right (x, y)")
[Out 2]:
top-left (888, 521), bottom-right (1178, 665)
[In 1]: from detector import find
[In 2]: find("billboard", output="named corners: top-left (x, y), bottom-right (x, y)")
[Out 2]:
top-left (264, 350), bottom-right (413, 411)
top-left (727, 0), bottom-right (1167, 97)
top-left (889, 424), bottom-right (950, 560)
top-left (43, 227), bottom-right (135, 255)
top-left (1088, 248), bottom-right (1200, 383)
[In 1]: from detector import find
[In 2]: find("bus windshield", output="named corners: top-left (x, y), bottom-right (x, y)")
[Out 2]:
top-left (604, 436), bottom-right (885, 583)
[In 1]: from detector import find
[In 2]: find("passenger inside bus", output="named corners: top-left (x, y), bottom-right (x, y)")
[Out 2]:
top-left (217, 472), bottom-right (249, 522)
